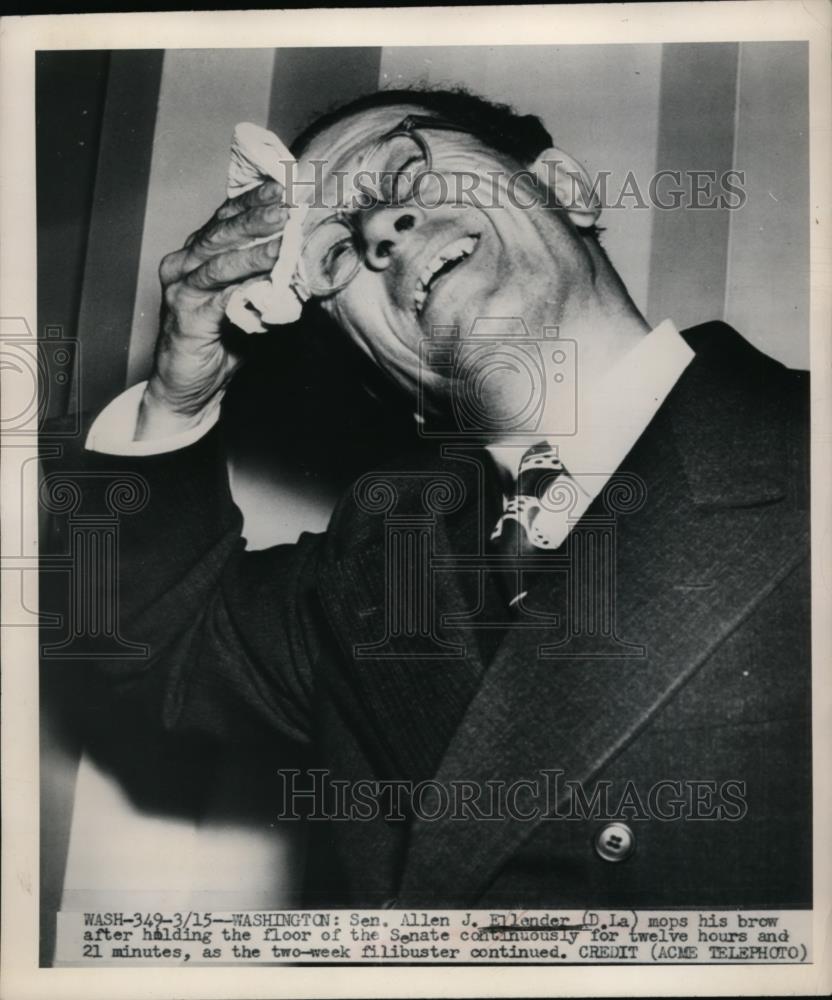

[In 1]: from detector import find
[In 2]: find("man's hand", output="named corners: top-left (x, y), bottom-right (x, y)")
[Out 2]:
top-left (135, 179), bottom-right (288, 440)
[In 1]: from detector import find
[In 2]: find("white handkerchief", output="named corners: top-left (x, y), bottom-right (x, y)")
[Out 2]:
top-left (224, 122), bottom-right (308, 333)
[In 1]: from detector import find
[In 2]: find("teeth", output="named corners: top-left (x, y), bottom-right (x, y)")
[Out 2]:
top-left (413, 235), bottom-right (478, 314)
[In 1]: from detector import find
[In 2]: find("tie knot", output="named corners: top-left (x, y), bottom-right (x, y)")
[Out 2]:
top-left (517, 443), bottom-right (564, 498)
top-left (489, 444), bottom-right (569, 557)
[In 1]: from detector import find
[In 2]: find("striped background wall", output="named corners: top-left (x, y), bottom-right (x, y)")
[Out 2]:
top-left (37, 42), bottom-right (809, 962)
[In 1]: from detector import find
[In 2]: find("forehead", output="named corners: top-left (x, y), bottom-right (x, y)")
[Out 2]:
top-left (299, 103), bottom-right (427, 173)
top-left (295, 101), bottom-right (514, 216)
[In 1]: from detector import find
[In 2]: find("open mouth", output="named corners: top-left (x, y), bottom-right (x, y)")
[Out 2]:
top-left (413, 234), bottom-right (480, 315)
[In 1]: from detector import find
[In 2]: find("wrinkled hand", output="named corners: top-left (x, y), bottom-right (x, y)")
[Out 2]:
top-left (136, 179), bottom-right (288, 440)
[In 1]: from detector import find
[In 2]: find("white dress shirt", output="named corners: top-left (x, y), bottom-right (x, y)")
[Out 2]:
top-left (486, 319), bottom-right (694, 550)
top-left (85, 380), bottom-right (223, 456)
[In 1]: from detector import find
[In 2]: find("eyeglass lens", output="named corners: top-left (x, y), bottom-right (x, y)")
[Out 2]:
top-left (298, 130), bottom-right (429, 296)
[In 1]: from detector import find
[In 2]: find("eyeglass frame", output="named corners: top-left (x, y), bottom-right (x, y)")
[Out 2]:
top-left (290, 114), bottom-right (480, 304)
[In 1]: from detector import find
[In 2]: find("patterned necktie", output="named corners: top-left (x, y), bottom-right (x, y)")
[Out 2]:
top-left (490, 442), bottom-right (568, 555)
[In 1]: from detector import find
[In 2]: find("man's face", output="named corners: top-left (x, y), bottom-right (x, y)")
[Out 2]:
top-left (298, 104), bottom-right (598, 399)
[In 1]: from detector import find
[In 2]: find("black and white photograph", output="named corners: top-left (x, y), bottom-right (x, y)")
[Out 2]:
top-left (1, 4), bottom-right (830, 998)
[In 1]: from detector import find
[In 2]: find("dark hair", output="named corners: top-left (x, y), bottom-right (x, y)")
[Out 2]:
top-left (291, 85), bottom-right (554, 166)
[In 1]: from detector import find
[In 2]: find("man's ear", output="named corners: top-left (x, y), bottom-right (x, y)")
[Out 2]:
top-left (531, 147), bottom-right (601, 229)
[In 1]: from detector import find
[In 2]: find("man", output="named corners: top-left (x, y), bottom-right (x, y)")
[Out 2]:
top-left (72, 88), bottom-right (810, 908)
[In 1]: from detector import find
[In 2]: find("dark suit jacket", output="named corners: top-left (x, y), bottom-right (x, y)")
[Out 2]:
top-left (60, 322), bottom-right (811, 909)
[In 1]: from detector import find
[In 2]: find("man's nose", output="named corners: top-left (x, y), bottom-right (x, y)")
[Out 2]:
top-left (360, 205), bottom-right (422, 270)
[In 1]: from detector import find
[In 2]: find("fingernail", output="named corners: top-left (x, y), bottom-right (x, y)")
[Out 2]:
top-left (265, 204), bottom-right (287, 223)
top-left (268, 238), bottom-right (282, 254)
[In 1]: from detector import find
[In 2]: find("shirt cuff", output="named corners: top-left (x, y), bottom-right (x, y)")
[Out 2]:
top-left (85, 381), bottom-right (222, 456)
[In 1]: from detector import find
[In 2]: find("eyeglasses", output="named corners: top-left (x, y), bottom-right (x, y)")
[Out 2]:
top-left (291, 115), bottom-right (474, 303)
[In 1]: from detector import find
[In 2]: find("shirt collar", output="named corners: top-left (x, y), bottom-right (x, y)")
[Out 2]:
top-left (486, 319), bottom-right (694, 486)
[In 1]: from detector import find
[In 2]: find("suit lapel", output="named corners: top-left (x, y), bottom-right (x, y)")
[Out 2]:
top-left (396, 323), bottom-right (809, 902)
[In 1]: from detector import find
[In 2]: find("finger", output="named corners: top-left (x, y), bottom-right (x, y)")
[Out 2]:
top-left (190, 202), bottom-right (289, 260)
top-left (181, 181), bottom-right (284, 250)
top-left (160, 246), bottom-right (193, 286)
top-left (186, 238), bottom-right (283, 292)
top-left (163, 202), bottom-right (289, 285)
top-left (215, 179), bottom-right (285, 222)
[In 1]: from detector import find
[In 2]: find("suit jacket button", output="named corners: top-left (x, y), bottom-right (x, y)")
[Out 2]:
top-left (594, 822), bottom-right (635, 862)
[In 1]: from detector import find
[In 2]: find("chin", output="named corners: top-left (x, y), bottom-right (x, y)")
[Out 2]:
top-left (465, 291), bottom-right (553, 337)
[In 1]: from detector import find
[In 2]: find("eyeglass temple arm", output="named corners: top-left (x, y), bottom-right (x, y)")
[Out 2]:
top-left (396, 114), bottom-right (470, 135)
